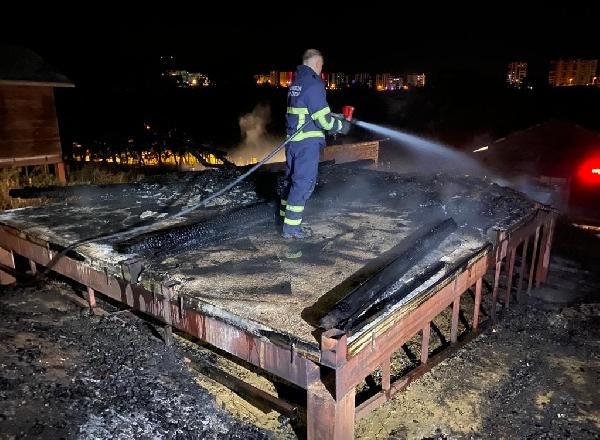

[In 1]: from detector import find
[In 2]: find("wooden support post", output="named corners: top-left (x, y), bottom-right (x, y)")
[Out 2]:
top-left (381, 357), bottom-right (391, 393)
top-left (505, 247), bottom-right (516, 309)
top-left (162, 282), bottom-right (177, 347)
top-left (0, 247), bottom-right (16, 285)
top-left (536, 218), bottom-right (555, 286)
top-left (491, 259), bottom-right (502, 322)
top-left (473, 278), bottom-right (482, 330)
top-left (308, 330), bottom-right (355, 440)
top-left (516, 238), bottom-right (529, 303)
top-left (421, 323), bottom-right (431, 364)
top-left (86, 286), bottom-right (97, 308)
top-left (306, 363), bottom-right (356, 440)
top-left (55, 161), bottom-right (67, 183)
top-left (321, 329), bottom-right (348, 368)
top-left (527, 226), bottom-right (541, 296)
top-left (451, 296), bottom-right (460, 343)
top-left (491, 239), bottom-right (507, 323)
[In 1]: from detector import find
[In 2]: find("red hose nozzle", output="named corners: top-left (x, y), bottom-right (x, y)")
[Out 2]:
top-left (342, 105), bottom-right (355, 121)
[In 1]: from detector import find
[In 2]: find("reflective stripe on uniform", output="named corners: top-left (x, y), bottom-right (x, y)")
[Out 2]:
top-left (287, 105), bottom-right (333, 141)
top-left (284, 217), bottom-right (302, 226)
top-left (279, 199), bottom-right (287, 217)
top-left (312, 106), bottom-right (336, 131)
top-left (288, 130), bottom-right (325, 141)
top-left (287, 107), bottom-right (309, 133)
top-left (284, 203), bottom-right (304, 226)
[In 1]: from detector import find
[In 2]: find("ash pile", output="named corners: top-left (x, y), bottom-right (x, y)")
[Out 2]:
top-left (0, 281), bottom-right (280, 439)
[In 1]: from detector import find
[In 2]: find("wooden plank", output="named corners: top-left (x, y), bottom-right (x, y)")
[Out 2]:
top-left (0, 247), bottom-right (16, 284)
top-left (0, 85), bottom-right (62, 159)
top-left (319, 217), bottom-right (458, 330)
top-left (188, 358), bottom-right (298, 420)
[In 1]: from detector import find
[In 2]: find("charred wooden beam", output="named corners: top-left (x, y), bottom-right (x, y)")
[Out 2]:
top-left (348, 249), bottom-right (487, 336)
top-left (113, 201), bottom-right (278, 256)
top-left (343, 260), bottom-right (445, 333)
top-left (318, 217), bottom-right (457, 331)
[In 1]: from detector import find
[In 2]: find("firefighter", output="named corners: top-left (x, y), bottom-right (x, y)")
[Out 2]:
top-left (280, 48), bottom-right (350, 239)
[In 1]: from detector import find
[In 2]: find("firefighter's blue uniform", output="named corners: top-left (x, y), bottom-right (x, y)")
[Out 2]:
top-left (280, 64), bottom-right (344, 238)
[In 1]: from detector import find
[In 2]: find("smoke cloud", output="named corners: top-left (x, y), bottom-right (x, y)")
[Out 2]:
top-left (229, 103), bottom-right (285, 166)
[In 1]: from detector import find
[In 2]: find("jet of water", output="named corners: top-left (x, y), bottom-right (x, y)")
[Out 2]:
top-left (354, 120), bottom-right (489, 176)
top-left (353, 120), bottom-right (562, 207)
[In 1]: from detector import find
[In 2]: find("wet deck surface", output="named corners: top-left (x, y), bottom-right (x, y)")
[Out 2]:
top-left (0, 164), bottom-right (542, 347)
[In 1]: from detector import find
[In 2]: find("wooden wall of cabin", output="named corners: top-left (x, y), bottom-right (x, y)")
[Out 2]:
top-left (0, 84), bottom-right (65, 182)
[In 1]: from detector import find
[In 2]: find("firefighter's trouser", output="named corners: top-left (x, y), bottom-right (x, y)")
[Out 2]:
top-left (280, 138), bottom-right (322, 234)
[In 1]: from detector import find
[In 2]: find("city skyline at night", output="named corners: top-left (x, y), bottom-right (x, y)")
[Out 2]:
top-left (1, 6), bottom-right (599, 87)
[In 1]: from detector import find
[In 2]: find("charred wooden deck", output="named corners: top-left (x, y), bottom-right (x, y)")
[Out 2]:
top-left (0, 162), bottom-right (557, 439)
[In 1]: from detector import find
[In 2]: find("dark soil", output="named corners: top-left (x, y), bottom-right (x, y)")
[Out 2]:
top-left (0, 280), bottom-right (278, 440)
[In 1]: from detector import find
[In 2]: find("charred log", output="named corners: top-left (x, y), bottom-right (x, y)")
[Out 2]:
top-left (114, 201), bottom-right (278, 256)
top-left (318, 217), bottom-right (458, 330)
top-left (346, 250), bottom-right (479, 334)
top-left (343, 261), bottom-right (445, 333)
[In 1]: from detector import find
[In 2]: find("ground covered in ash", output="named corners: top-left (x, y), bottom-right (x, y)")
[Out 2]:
top-left (0, 281), bottom-right (279, 440)
top-left (0, 220), bottom-right (599, 440)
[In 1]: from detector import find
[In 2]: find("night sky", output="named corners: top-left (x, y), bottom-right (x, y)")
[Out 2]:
top-left (2, 6), bottom-right (599, 86)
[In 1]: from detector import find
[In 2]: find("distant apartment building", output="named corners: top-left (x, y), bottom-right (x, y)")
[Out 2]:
top-left (351, 73), bottom-right (374, 88)
top-left (375, 74), bottom-right (404, 91)
top-left (278, 71), bottom-right (293, 87)
top-left (254, 71), bottom-right (425, 91)
top-left (406, 73), bottom-right (426, 87)
top-left (548, 59), bottom-right (598, 87)
top-left (254, 74), bottom-right (270, 85)
top-left (327, 72), bottom-right (349, 90)
top-left (165, 70), bottom-right (211, 88)
top-left (507, 61), bottom-right (528, 88)
top-left (255, 71), bottom-right (278, 86)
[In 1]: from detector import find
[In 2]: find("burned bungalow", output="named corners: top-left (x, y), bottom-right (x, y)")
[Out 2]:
top-left (0, 141), bottom-right (557, 439)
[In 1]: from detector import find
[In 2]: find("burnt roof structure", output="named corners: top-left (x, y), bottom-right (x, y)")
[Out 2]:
top-left (0, 158), bottom-right (558, 439)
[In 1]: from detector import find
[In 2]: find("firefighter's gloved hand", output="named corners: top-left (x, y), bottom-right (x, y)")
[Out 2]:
top-left (335, 116), bottom-right (352, 135)
top-left (328, 114), bottom-right (352, 136)
top-left (326, 115), bottom-right (342, 135)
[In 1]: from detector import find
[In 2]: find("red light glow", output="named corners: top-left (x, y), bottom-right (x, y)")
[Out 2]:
top-left (577, 155), bottom-right (600, 185)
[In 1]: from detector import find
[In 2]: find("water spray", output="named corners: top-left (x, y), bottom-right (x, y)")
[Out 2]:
top-left (353, 120), bottom-right (490, 177)
top-left (352, 120), bottom-right (547, 201)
